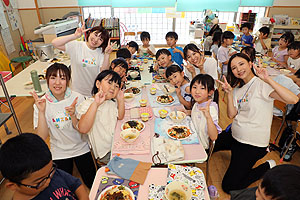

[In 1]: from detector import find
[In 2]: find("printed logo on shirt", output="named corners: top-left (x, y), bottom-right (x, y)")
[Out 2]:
top-left (49, 187), bottom-right (77, 200)
top-left (237, 93), bottom-right (249, 104)
top-left (82, 58), bottom-right (96, 67)
top-left (51, 111), bottom-right (72, 129)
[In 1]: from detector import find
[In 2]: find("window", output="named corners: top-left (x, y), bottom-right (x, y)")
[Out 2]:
top-left (82, 6), bottom-right (112, 20)
top-left (237, 7), bottom-right (266, 32)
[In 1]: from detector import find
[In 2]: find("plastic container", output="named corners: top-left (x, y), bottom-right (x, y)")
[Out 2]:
top-left (0, 71), bottom-right (12, 82)
top-left (31, 70), bottom-right (42, 92)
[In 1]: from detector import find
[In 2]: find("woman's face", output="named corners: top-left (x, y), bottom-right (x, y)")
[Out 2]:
top-left (186, 49), bottom-right (201, 66)
top-left (230, 57), bottom-right (253, 81)
top-left (96, 75), bottom-right (120, 100)
top-left (87, 31), bottom-right (104, 49)
top-left (48, 70), bottom-right (67, 100)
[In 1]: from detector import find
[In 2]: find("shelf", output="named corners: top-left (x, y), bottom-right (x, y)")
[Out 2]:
top-left (104, 27), bottom-right (119, 29)
top-left (110, 37), bottom-right (120, 40)
top-left (274, 25), bottom-right (300, 29)
top-left (0, 113), bottom-right (12, 127)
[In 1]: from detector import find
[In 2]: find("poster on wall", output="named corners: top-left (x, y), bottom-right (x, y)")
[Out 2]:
top-left (0, 0), bottom-right (9, 29)
top-left (1, 28), bottom-right (15, 54)
top-left (7, 9), bottom-right (18, 30)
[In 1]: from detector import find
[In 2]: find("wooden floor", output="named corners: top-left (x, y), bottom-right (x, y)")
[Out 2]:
top-left (0, 75), bottom-right (300, 199)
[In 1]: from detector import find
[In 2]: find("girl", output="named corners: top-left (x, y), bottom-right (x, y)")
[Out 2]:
top-left (203, 24), bottom-right (222, 55)
top-left (271, 32), bottom-right (294, 67)
top-left (183, 43), bottom-right (218, 81)
top-left (165, 65), bottom-right (192, 109)
top-left (190, 74), bottom-right (222, 149)
top-left (211, 32), bottom-right (222, 60)
top-left (77, 70), bottom-right (125, 165)
top-left (216, 53), bottom-right (298, 193)
top-left (31, 63), bottom-right (96, 188)
top-left (241, 46), bottom-right (256, 63)
top-left (52, 24), bottom-right (116, 97)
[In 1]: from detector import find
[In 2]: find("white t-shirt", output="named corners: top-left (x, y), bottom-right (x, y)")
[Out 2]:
top-left (232, 77), bottom-right (274, 147)
top-left (217, 46), bottom-right (229, 74)
top-left (76, 98), bottom-right (118, 159)
top-left (65, 41), bottom-right (105, 97)
top-left (33, 91), bottom-right (90, 160)
top-left (139, 44), bottom-right (156, 56)
top-left (255, 38), bottom-right (271, 55)
top-left (287, 57), bottom-right (300, 71)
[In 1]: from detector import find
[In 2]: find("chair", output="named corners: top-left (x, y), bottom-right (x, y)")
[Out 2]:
top-left (9, 56), bottom-right (33, 76)
top-left (124, 32), bottom-right (136, 45)
top-left (206, 139), bottom-right (215, 183)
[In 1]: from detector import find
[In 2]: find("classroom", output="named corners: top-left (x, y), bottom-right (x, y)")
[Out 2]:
top-left (0, 0), bottom-right (300, 199)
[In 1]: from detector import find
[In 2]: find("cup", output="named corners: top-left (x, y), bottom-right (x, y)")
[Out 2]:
top-left (139, 99), bottom-right (147, 107)
top-left (165, 180), bottom-right (192, 200)
top-left (158, 67), bottom-right (165, 76)
top-left (159, 109), bottom-right (168, 119)
top-left (139, 65), bottom-right (144, 71)
top-left (150, 87), bottom-right (157, 95)
top-left (144, 59), bottom-right (148, 64)
top-left (140, 112), bottom-right (150, 122)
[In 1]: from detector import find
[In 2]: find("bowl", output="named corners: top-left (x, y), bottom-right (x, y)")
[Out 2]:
top-left (131, 59), bottom-right (137, 65)
top-left (120, 128), bottom-right (140, 143)
top-left (162, 85), bottom-right (176, 95)
top-left (98, 185), bottom-right (135, 200)
top-left (169, 111), bottom-right (186, 123)
top-left (165, 180), bottom-right (192, 200)
top-left (128, 70), bottom-right (139, 79)
top-left (280, 69), bottom-right (291, 75)
top-left (124, 93), bottom-right (134, 103)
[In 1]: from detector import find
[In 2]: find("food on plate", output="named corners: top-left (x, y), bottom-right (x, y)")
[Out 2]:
top-left (124, 93), bottom-right (134, 103)
top-left (122, 120), bottom-right (144, 131)
top-left (167, 126), bottom-right (191, 140)
top-left (50, 58), bottom-right (61, 63)
top-left (165, 180), bottom-right (192, 200)
top-left (125, 87), bottom-right (141, 95)
top-left (99, 185), bottom-right (134, 200)
top-left (120, 128), bottom-right (140, 143)
top-left (169, 111), bottom-right (186, 123)
top-left (157, 95), bottom-right (175, 104)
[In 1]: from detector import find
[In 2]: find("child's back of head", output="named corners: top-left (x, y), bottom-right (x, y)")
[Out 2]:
top-left (241, 46), bottom-right (256, 63)
top-left (165, 31), bottom-right (178, 40)
top-left (258, 26), bottom-right (270, 37)
top-left (116, 48), bottom-right (131, 60)
top-left (212, 32), bottom-right (222, 46)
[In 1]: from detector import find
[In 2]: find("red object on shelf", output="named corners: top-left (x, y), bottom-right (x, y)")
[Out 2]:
top-left (249, 10), bottom-right (252, 13)
top-left (270, 18), bottom-right (275, 23)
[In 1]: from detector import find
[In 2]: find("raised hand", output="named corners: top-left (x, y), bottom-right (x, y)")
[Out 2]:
top-left (30, 91), bottom-right (46, 113)
top-left (198, 99), bottom-right (212, 118)
top-left (94, 86), bottom-right (106, 106)
top-left (172, 48), bottom-right (181, 53)
top-left (216, 76), bottom-right (233, 93)
top-left (253, 61), bottom-right (269, 81)
top-left (116, 89), bottom-right (124, 102)
top-left (196, 53), bottom-right (206, 70)
top-left (65, 97), bottom-right (78, 117)
top-left (74, 23), bottom-right (90, 38)
top-left (105, 38), bottom-right (117, 54)
top-left (147, 48), bottom-right (152, 55)
top-left (182, 63), bottom-right (196, 75)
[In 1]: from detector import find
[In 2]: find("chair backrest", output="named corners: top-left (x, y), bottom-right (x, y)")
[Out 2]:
top-left (207, 139), bottom-right (215, 162)
top-left (274, 100), bottom-right (287, 114)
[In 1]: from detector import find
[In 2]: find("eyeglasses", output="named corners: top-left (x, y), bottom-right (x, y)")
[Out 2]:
top-left (15, 163), bottom-right (57, 189)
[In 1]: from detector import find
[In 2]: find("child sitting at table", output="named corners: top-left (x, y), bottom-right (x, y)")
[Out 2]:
top-left (154, 49), bottom-right (179, 71)
top-left (0, 133), bottom-right (89, 200)
top-left (287, 41), bottom-right (300, 73)
top-left (239, 23), bottom-right (253, 47)
top-left (139, 31), bottom-right (156, 56)
top-left (211, 32), bottom-right (222, 60)
top-left (165, 65), bottom-right (192, 109)
top-left (253, 26), bottom-right (271, 55)
top-left (271, 32), bottom-right (294, 67)
top-left (77, 70), bottom-right (125, 166)
top-left (110, 57), bottom-right (129, 89)
top-left (116, 48), bottom-right (132, 64)
top-left (125, 41), bottom-right (139, 56)
top-left (166, 31), bottom-right (184, 67)
top-left (241, 46), bottom-right (256, 63)
top-left (190, 74), bottom-right (221, 149)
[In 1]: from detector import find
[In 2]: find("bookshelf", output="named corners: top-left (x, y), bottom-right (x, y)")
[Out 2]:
top-left (270, 25), bottom-right (300, 48)
top-left (240, 13), bottom-right (257, 30)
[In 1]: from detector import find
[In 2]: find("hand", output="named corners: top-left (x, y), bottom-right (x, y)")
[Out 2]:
top-left (229, 51), bottom-right (237, 57)
top-left (175, 83), bottom-right (181, 95)
top-left (147, 48), bottom-right (152, 55)
top-left (253, 61), bottom-right (269, 81)
top-left (154, 63), bottom-right (159, 71)
top-left (172, 48), bottom-right (181, 53)
top-left (259, 33), bottom-right (264, 40)
top-left (65, 97), bottom-right (78, 117)
top-left (182, 63), bottom-right (196, 75)
top-left (30, 91), bottom-right (46, 113)
top-left (74, 23), bottom-right (90, 38)
top-left (94, 87), bottom-right (106, 106)
top-left (105, 38), bottom-right (117, 54)
top-left (242, 41), bottom-right (246, 46)
top-left (216, 76), bottom-right (233, 93)
top-left (116, 89), bottom-right (124, 102)
top-left (195, 53), bottom-right (206, 70)
top-left (198, 99), bottom-right (212, 118)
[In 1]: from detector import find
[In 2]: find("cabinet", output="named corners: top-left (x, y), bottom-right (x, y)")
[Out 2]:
top-left (271, 25), bottom-right (300, 47)
top-left (101, 18), bottom-right (120, 51)
top-left (240, 13), bottom-right (257, 30)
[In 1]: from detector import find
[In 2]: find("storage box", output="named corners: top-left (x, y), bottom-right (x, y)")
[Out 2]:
top-left (0, 71), bottom-right (12, 82)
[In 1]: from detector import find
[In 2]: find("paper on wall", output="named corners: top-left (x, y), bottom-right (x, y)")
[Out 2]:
top-left (1, 27), bottom-right (15, 54)
top-left (7, 9), bottom-right (18, 30)
top-left (0, 1), bottom-right (8, 29)
top-left (15, 9), bottom-right (23, 35)
top-left (10, 0), bottom-right (17, 9)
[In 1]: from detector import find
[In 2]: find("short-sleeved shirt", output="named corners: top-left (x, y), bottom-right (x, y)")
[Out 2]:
top-left (32, 169), bottom-right (82, 200)
top-left (168, 46), bottom-right (184, 67)
top-left (139, 44), bottom-right (156, 56)
top-left (255, 38), bottom-right (271, 55)
top-left (288, 57), bottom-right (300, 71)
top-left (241, 34), bottom-right (253, 46)
top-left (272, 46), bottom-right (288, 63)
top-left (210, 44), bottom-right (219, 57)
top-left (217, 46), bottom-right (229, 73)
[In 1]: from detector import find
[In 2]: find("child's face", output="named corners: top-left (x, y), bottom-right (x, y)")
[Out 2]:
top-left (142, 38), bottom-right (150, 46)
top-left (112, 64), bottom-right (127, 78)
top-left (166, 37), bottom-right (177, 48)
top-left (191, 82), bottom-right (213, 104)
top-left (157, 53), bottom-right (172, 67)
top-left (186, 49), bottom-right (202, 66)
top-left (230, 57), bottom-right (253, 80)
top-left (279, 38), bottom-right (288, 48)
top-left (168, 71), bottom-right (185, 87)
top-left (259, 32), bottom-right (268, 39)
top-left (288, 49), bottom-right (300, 59)
top-left (87, 31), bottom-right (104, 49)
top-left (48, 70), bottom-right (67, 100)
top-left (127, 46), bottom-right (136, 55)
top-left (96, 75), bottom-right (120, 100)
top-left (224, 38), bottom-right (234, 46)
top-left (242, 27), bottom-right (250, 35)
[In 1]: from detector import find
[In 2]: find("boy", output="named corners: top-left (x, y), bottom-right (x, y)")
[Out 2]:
top-left (126, 41), bottom-right (139, 56)
top-left (253, 26), bottom-right (271, 55)
top-left (110, 57), bottom-right (129, 88)
top-left (166, 31), bottom-right (184, 67)
top-left (287, 41), bottom-right (300, 73)
top-left (0, 133), bottom-right (88, 200)
top-left (139, 31), bottom-right (156, 56)
top-left (217, 31), bottom-right (236, 75)
top-left (240, 23), bottom-right (253, 47)
top-left (154, 48), bottom-right (178, 71)
top-left (116, 48), bottom-right (131, 64)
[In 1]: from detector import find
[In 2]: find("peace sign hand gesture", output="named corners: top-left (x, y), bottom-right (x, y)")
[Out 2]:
top-left (105, 38), bottom-right (117, 54)
top-left (94, 86), bottom-right (106, 106)
top-left (182, 62), bottom-right (196, 75)
top-left (74, 23), bottom-right (90, 39)
top-left (216, 76), bottom-right (233, 94)
top-left (253, 60), bottom-right (269, 82)
top-left (65, 97), bottom-right (78, 117)
top-left (198, 99), bottom-right (212, 118)
top-left (30, 91), bottom-right (46, 113)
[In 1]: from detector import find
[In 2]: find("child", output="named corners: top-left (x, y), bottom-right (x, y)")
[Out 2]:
top-left (139, 31), bottom-right (156, 56)
top-left (126, 41), bottom-right (139, 55)
top-left (241, 46), bottom-right (256, 63)
top-left (287, 41), bottom-right (300, 73)
top-left (272, 32), bottom-right (294, 67)
top-left (203, 24), bottom-right (222, 55)
top-left (217, 31), bottom-right (236, 75)
top-left (0, 133), bottom-right (89, 200)
top-left (166, 31), bottom-right (184, 67)
top-left (110, 57), bottom-right (129, 89)
top-left (216, 53), bottom-right (298, 193)
top-left (240, 23), bottom-right (253, 47)
top-left (154, 48), bottom-right (178, 71)
top-left (31, 63), bottom-right (96, 188)
top-left (77, 70), bottom-right (125, 166)
top-left (165, 65), bottom-right (192, 109)
top-left (190, 74), bottom-right (222, 149)
top-left (211, 31), bottom-right (222, 60)
top-left (116, 48), bottom-right (132, 64)
top-left (253, 26), bottom-right (271, 55)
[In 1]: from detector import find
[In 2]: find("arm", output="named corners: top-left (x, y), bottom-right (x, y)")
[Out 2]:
top-left (101, 39), bottom-right (117, 71)
top-left (175, 87), bottom-right (191, 110)
top-left (65, 97), bottom-right (79, 130)
top-left (78, 101), bottom-right (99, 134)
top-left (116, 90), bottom-right (125, 120)
top-left (199, 100), bottom-right (218, 141)
top-left (74, 185), bottom-right (89, 200)
top-left (259, 36), bottom-right (268, 50)
top-left (173, 47), bottom-right (184, 58)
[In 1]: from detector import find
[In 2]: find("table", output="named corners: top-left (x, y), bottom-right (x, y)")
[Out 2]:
top-left (89, 167), bottom-right (210, 200)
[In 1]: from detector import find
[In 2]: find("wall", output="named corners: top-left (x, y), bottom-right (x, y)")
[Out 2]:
top-left (268, 0), bottom-right (300, 18)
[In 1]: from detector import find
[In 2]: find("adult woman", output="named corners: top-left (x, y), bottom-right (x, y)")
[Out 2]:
top-left (52, 24), bottom-right (115, 97)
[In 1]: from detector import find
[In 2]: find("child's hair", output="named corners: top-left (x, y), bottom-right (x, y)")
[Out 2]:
top-left (140, 31), bottom-right (151, 41)
top-left (259, 26), bottom-right (270, 37)
top-left (288, 41), bottom-right (300, 51)
top-left (165, 64), bottom-right (183, 78)
top-left (156, 48), bottom-right (171, 60)
top-left (240, 22), bottom-right (251, 30)
top-left (190, 74), bottom-right (215, 106)
top-left (46, 63), bottom-right (71, 86)
top-left (212, 32), bottom-right (222, 47)
top-left (221, 31), bottom-right (235, 43)
top-left (227, 53), bottom-right (256, 88)
top-left (0, 133), bottom-right (52, 183)
top-left (116, 48), bottom-right (131, 59)
top-left (86, 26), bottom-right (109, 53)
top-left (261, 164), bottom-right (300, 199)
top-left (110, 57), bottom-right (129, 73)
top-left (127, 41), bottom-right (139, 52)
top-left (165, 31), bottom-right (178, 40)
top-left (295, 68), bottom-right (300, 78)
top-left (280, 32), bottom-right (295, 45)
top-left (91, 70), bottom-right (122, 95)
top-left (208, 24), bottom-right (222, 36)
top-left (241, 46), bottom-right (256, 62)
top-left (183, 43), bottom-right (201, 60)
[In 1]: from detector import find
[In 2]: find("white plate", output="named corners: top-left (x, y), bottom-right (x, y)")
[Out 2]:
top-left (121, 120), bottom-right (145, 132)
top-left (47, 58), bottom-right (62, 63)
top-left (98, 185), bottom-right (135, 200)
top-left (167, 125), bottom-right (192, 140)
top-left (156, 95), bottom-right (175, 105)
top-left (124, 87), bottom-right (141, 95)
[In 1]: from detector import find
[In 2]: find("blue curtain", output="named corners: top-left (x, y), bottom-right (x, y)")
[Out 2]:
top-left (77, 0), bottom-right (111, 6)
top-left (111, 0), bottom-right (176, 8)
top-left (240, 0), bottom-right (274, 7)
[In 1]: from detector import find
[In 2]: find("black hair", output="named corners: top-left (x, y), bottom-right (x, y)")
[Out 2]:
top-left (280, 32), bottom-right (295, 45)
top-left (241, 46), bottom-right (256, 62)
top-left (208, 24), bottom-right (222, 36)
top-left (221, 31), bottom-right (235, 43)
top-left (110, 58), bottom-right (129, 73)
top-left (183, 43), bottom-right (201, 60)
top-left (46, 63), bottom-right (71, 86)
top-left (259, 26), bottom-right (270, 37)
top-left (261, 164), bottom-right (300, 200)
top-left (212, 32), bottom-right (222, 47)
top-left (86, 26), bottom-right (109, 53)
top-left (165, 64), bottom-right (183, 78)
top-left (288, 41), bottom-right (300, 50)
top-left (140, 31), bottom-right (151, 41)
top-left (116, 48), bottom-right (131, 59)
top-left (91, 70), bottom-right (121, 95)
top-left (240, 22), bottom-right (251, 30)
top-left (165, 31), bottom-right (178, 40)
top-left (0, 133), bottom-right (52, 183)
top-left (295, 68), bottom-right (300, 78)
top-left (127, 41), bottom-right (139, 52)
top-left (227, 53), bottom-right (256, 88)
top-left (190, 74), bottom-right (215, 106)
top-left (156, 48), bottom-right (171, 60)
